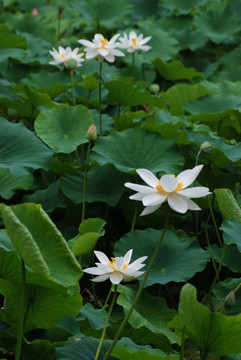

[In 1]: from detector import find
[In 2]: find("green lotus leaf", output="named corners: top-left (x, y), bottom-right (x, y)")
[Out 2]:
top-left (35, 106), bottom-right (93, 153)
top-left (60, 163), bottom-right (130, 206)
top-left (159, 0), bottom-right (202, 14)
top-left (161, 83), bottom-right (212, 115)
top-left (73, 0), bottom-right (133, 28)
top-left (179, 283), bottom-right (241, 355)
top-left (152, 58), bottom-right (203, 81)
top-left (0, 279), bottom-right (82, 333)
top-left (91, 128), bottom-right (184, 174)
top-left (55, 337), bottom-right (111, 360)
top-left (77, 302), bottom-right (108, 330)
top-left (104, 80), bottom-right (162, 107)
top-left (185, 93), bottom-right (241, 115)
top-left (114, 228), bottom-right (210, 286)
top-left (23, 181), bottom-right (67, 212)
top-left (221, 219), bottom-right (241, 252)
top-left (70, 218), bottom-right (106, 256)
top-left (20, 70), bottom-right (70, 99)
top-left (117, 284), bottom-right (178, 343)
top-left (112, 338), bottom-right (179, 360)
top-left (0, 203), bottom-right (82, 288)
top-left (194, 8), bottom-right (241, 44)
top-left (0, 168), bottom-right (32, 199)
top-left (208, 244), bottom-right (241, 274)
top-left (173, 29), bottom-right (207, 51)
top-left (215, 189), bottom-right (241, 223)
top-left (22, 339), bottom-right (56, 360)
top-left (0, 117), bottom-right (53, 175)
top-left (0, 24), bottom-right (27, 49)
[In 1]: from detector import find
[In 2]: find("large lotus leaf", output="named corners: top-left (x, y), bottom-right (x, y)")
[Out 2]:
top-left (22, 339), bottom-right (55, 360)
top-left (142, 110), bottom-right (188, 144)
top-left (159, 0), bottom-right (204, 14)
top-left (60, 163), bottom-right (130, 206)
top-left (221, 219), bottom-right (241, 252)
top-left (110, 325), bottom-right (172, 352)
top-left (72, 0), bottom-right (133, 28)
top-left (0, 230), bottom-right (75, 293)
top-left (208, 244), bottom-right (241, 273)
top-left (0, 24), bottom-right (27, 49)
top-left (213, 277), bottom-right (241, 315)
top-left (161, 83), bottom-right (212, 115)
top-left (23, 181), bottom-right (67, 212)
top-left (179, 283), bottom-right (241, 355)
top-left (117, 284), bottom-right (178, 343)
top-left (0, 203), bottom-right (82, 288)
top-left (0, 117), bottom-right (53, 175)
top-left (152, 58), bottom-right (203, 81)
top-left (91, 128), bottom-right (184, 174)
top-left (35, 106), bottom-right (93, 153)
top-left (215, 189), bottom-right (241, 223)
top-left (20, 70), bottom-right (70, 99)
top-left (55, 337), bottom-right (112, 360)
top-left (112, 338), bottom-right (179, 360)
top-left (114, 229), bottom-right (210, 287)
top-left (77, 302), bottom-right (107, 330)
top-left (0, 278), bottom-right (82, 333)
top-left (194, 8), bottom-right (241, 44)
top-left (172, 29), bottom-right (207, 51)
top-left (0, 168), bottom-right (32, 200)
top-left (185, 93), bottom-right (241, 115)
top-left (104, 80), bottom-right (162, 107)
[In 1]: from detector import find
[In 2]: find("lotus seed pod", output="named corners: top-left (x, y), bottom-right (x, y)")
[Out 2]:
top-left (149, 83), bottom-right (160, 94)
top-left (67, 59), bottom-right (78, 69)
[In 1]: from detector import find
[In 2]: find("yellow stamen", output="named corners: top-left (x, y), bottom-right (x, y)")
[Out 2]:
top-left (100, 38), bottom-right (108, 48)
top-left (107, 257), bottom-right (128, 271)
top-left (131, 38), bottom-right (137, 47)
top-left (175, 182), bottom-right (183, 192)
top-left (156, 180), bottom-right (167, 195)
top-left (60, 53), bottom-right (65, 59)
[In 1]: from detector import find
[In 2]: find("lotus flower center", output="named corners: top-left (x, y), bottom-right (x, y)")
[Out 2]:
top-left (60, 53), bottom-right (65, 59)
top-left (107, 257), bottom-right (128, 271)
top-left (156, 180), bottom-right (183, 194)
top-left (131, 38), bottom-right (137, 47)
top-left (100, 38), bottom-right (109, 48)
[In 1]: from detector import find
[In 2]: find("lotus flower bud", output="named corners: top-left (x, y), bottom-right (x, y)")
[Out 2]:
top-left (224, 290), bottom-right (235, 308)
top-left (200, 141), bottom-right (212, 154)
top-left (86, 124), bottom-right (97, 141)
top-left (149, 83), bottom-right (160, 94)
top-left (67, 59), bottom-right (77, 69)
top-left (32, 8), bottom-right (38, 15)
top-left (57, 3), bottom-right (65, 12)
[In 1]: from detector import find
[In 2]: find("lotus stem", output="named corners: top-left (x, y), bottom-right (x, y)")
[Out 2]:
top-left (94, 285), bottom-right (117, 360)
top-left (15, 260), bottom-right (26, 360)
top-left (98, 61), bottom-right (103, 136)
top-left (82, 141), bottom-right (91, 222)
top-left (103, 215), bottom-right (169, 360)
top-left (70, 69), bottom-right (76, 106)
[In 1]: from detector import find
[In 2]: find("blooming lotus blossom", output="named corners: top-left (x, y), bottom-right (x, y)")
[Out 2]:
top-left (78, 33), bottom-right (125, 63)
top-left (49, 46), bottom-right (84, 67)
top-left (125, 165), bottom-right (211, 215)
top-left (83, 250), bottom-right (147, 284)
top-left (119, 31), bottom-right (151, 53)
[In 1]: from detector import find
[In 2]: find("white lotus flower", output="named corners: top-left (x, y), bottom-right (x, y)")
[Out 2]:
top-left (49, 46), bottom-right (84, 67)
top-left (125, 165), bottom-right (211, 216)
top-left (78, 33), bottom-right (125, 63)
top-left (119, 31), bottom-right (151, 53)
top-left (83, 250), bottom-right (147, 284)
